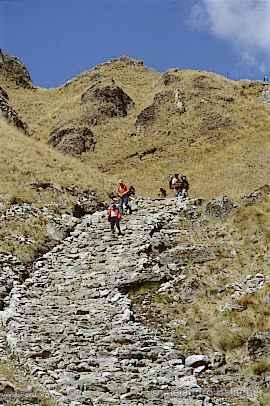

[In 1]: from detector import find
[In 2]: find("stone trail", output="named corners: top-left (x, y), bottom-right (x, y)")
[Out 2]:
top-left (1, 198), bottom-right (215, 406)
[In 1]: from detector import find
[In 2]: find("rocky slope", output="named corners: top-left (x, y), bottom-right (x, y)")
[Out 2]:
top-left (1, 52), bottom-right (270, 405)
top-left (0, 193), bottom-right (269, 405)
top-left (1, 198), bottom-right (214, 406)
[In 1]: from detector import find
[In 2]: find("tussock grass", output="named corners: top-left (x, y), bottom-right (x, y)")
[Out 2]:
top-left (4, 59), bottom-right (270, 199)
top-left (209, 322), bottom-right (249, 352)
top-left (246, 358), bottom-right (270, 376)
top-left (258, 392), bottom-right (270, 406)
top-left (0, 359), bottom-right (55, 405)
top-left (0, 217), bottom-right (47, 262)
top-left (0, 119), bottom-right (114, 204)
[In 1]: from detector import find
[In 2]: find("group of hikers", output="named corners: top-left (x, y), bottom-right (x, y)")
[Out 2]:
top-left (107, 174), bottom-right (189, 235)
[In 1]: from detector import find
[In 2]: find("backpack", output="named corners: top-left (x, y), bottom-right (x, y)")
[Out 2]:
top-left (181, 175), bottom-right (189, 191)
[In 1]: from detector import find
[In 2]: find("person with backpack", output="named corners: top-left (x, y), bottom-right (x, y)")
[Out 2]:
top-left (180, 175), bottom-right (189, 199)
top-left (107, 201), bottom-right (123, 235)
top-left (170, 173), bottom-right (182, 197)
top-left (117, 179), bottom-right (132, 214)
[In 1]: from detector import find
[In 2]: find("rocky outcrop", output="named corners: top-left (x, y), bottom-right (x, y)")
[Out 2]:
top-left (0, 198), bottom-right (216, 406)
top-left (81, 83), bottom-right (134, 124)
top-left (240, 184), bottom-right (270, 206)
top-left (48, 126), bottom-right (96, 155)
top-left (135, 90), bottom-right (184, 132)
top-left (0, 254), bottom-right (26, 312)
top-left (200, 110), bottom-right (234, 133)
top-left (0, 86), bottom-right (9, 100)
top-left (0, 92), bottom-right (28, 134)
top-left (46, 215), bottom-right (79, 241)
top-left (205, 196), bottom-right (237, 218)
top-left (0, 52), bottom-right (32, 88)
top-left (135, 104), bottom-right (156, 131)
top-left (161, 71), bottom-right (180, 86)
top-left (248, 332), bottom-right (270, 360)
top-left (30, 182), bottom-right (104, 216)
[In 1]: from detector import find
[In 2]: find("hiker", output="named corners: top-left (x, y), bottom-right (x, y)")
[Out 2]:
top-left (159, 187), bottom-right (167, 198)
top-left (117, 179), bottom-right (132, 214)
top-left (170, 173), bottom-right (183, 197)
top-left (107, 201), bottom-right (123, 235)
top-left (128, 185), bottom-right (136, 197)
top-left (180, 175), bottom-right (189, 199)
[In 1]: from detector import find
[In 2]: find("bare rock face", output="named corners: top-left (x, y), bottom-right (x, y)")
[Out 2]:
top-left (48, 126), bottom-right (96, 155)
top-left (81, 83), bottom-right (134, 124)
top-left (0, 93), bottom-right (29, 134)
top-left (0, 52), bottom-right (32, 88)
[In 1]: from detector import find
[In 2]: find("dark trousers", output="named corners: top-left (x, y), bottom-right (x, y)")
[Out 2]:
top-left (109, 217), bottom-right (121, 234)
top-left (119, 194), bottom-right (131, 213)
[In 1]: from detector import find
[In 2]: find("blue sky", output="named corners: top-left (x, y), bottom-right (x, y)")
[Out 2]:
top-left (0, 0), bottom-right (269, 87)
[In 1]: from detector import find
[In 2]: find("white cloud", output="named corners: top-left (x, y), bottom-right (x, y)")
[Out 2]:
top-left (190, 0), bottom-right (270, 69)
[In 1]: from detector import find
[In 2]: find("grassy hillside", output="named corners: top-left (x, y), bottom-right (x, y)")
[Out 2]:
top-left (0, 119), bottom-right (116, 261)
top-left (2, 55), bottom-right (270, 200)
top-left (0, 119), bottom-right (114, 204)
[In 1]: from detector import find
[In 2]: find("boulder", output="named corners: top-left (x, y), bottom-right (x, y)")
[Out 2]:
top-left (46, 215), bottom-right (79, 241)
top-left (185, 354), bottom-right (209, 368)
top-left (48, 126), bottom-right (96, 155)
top-left (73, 196), bottom-right (105, 217)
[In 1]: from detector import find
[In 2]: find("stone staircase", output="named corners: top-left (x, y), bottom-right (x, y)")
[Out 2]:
top-left (1, 198), bottom-right (216, 406)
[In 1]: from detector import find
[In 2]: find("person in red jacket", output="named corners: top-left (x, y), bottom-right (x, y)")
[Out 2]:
top-left (117, 179), bottom-right (132, 214)
top-left (107, 202), bottom-right (123, 235)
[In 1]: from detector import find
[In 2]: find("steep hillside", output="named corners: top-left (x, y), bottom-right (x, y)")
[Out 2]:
top-left (0, 120), bottom-right (110, 261)
top-left (1, 52), bottom-right (270, 406)
top-left (1, 52), bottom-right (270, 262)
top-left (2, 53), bottom-right (270, 199)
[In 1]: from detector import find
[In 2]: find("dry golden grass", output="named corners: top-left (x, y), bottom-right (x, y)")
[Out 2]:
top-left (258, 392), bottom-right (270, 406)
top-left (0, 119), bottom-right (116, 204)
top-left (3, 58), bottom-right (270, 200)
top-left (0, 119), bottom-right (116, 261)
